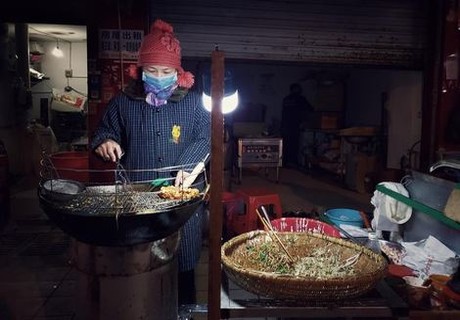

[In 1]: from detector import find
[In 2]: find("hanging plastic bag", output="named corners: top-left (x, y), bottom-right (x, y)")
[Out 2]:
top-left (371, 182), bottom-right (412, 233)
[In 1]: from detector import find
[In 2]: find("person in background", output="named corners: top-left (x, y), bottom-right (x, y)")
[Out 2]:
top-left (89, 19), bottom-right (211, 305)
top-left (280, 83), bottom-right (313, 168)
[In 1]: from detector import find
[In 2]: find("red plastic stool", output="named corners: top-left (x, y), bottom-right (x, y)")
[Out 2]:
top-left (222, 192), bottom-right (245, 239)
top-left (234, 188), bottom-right (283, 233)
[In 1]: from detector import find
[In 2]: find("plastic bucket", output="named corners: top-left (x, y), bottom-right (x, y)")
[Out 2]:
top-left (271, 217), bottom-right (341, 238)
top-left (325, 208), bottom-right (364, 227)
top-left (49, 151), bottom-right (89, 183)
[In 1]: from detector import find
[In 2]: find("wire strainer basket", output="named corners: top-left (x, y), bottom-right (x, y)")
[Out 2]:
top-left (38, 152), bottom-right (210, 216)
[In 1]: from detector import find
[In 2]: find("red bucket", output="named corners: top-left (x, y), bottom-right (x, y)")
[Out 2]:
top-left (271, 217), bottom-right (341, 238)
top-left (49, 151), bottom-right (89, 183)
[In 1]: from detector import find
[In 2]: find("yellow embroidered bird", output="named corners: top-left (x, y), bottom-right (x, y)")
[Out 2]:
top-left (171, 125), bottom-right (181, 144)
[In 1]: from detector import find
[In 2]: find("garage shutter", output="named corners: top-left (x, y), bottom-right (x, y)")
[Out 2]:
top-left (150, 0), bottom-right (427, 68)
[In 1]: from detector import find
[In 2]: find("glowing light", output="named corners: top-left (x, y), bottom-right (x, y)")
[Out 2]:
top-left (202, 90), bottom-right (239, 114)
top-left (52, 40), bottom-right (64, 58)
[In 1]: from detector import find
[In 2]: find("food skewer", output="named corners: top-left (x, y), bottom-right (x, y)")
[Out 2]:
top-left (255, 207), bottom-right (295, 264)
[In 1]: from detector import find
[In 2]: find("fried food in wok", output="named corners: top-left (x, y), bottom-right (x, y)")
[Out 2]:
top-left (159, 185), bottom-right (200, 200)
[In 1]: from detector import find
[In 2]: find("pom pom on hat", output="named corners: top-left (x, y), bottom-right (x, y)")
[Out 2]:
top-left (177, 71), bottom-right (195, 88)
top-left (152, 19), bottom-right (174, 34)
top-left (137, 19), bottom-right (194, 88)
top-left (128, 64), bottom-right (138, 79)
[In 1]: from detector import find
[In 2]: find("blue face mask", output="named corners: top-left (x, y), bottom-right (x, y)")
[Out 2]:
top-left (142, 71), bottom-right (177, 90)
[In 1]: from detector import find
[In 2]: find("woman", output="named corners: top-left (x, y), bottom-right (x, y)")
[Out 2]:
top-left (90, 19), bottom-right (211, 304)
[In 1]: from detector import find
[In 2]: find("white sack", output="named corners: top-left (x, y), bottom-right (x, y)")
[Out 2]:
top-left (401, 235), bottom-right (459, 279)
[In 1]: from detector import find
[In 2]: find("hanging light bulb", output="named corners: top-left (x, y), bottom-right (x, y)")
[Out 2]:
top-left (52, 39), bottom-right (64, 58)
top-left (201, 69), bottom-right (239, 114)
top-left (202, 90), bottom-right (239, 114)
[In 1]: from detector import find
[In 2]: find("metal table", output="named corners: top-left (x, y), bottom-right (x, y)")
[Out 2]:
top-left (182, 273), bottom-right (409, 319)
top-left (220, 274), bottom-right (408, 319)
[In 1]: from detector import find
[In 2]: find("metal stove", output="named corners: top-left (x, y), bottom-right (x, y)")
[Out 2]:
top-left (38, 157), bottom-right (209, 320)
top-left (236, 137), bottom-right (283, 183)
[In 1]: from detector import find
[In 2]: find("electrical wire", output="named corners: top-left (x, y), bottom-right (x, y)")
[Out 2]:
top-left (67, 42), bottom-right (72, 88)
top-left (28, 26), bottom-right (71, 44)
top-left (117, 0), bottom-right (125, 89)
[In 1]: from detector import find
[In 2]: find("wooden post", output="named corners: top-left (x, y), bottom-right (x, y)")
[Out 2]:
top-left (208, 49), bottom-right (225, 320)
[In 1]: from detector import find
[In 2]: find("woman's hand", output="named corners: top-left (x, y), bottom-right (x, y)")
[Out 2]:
top-left (95, 139), bottom-right (123, 162)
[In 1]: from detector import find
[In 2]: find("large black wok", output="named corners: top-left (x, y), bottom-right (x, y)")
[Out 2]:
top-left (38, 190), bottom-right (204, 247)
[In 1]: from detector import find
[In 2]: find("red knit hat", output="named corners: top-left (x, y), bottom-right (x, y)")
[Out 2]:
top-left (138, 19), bottom-right (194, 88)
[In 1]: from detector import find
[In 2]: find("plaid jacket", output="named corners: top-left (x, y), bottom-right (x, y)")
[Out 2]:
top-left (90, 90), bottom-right (211, 271)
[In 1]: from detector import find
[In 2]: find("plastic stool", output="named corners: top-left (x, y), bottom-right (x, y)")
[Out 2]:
top-left (234, 188), bottom-right (283, 233)
top-left (222, 192), bottom-right (245, 239)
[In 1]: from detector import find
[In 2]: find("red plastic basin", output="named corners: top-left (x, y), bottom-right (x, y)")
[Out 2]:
top-left (49, 151), bottom-right (89, 183)
top-left (271, 217), bottom-right (341, 238)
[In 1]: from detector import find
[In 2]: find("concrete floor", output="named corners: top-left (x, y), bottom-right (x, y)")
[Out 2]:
top-left (0, 167), bottom-right (373, 320)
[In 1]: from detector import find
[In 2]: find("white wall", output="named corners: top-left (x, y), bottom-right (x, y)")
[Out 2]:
top-left (386, 72), bottom-right (422, 169)
top-left (346, 69), bottom-right (422, 169)
top-left (29, 40), bottom-right (87, 121)
top-left (40, 41), bottom-right (87, 94)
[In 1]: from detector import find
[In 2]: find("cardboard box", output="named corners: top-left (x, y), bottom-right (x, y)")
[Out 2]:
top-left (346, 153), bottom-right (380, 193)
top-left (308, 112), bottom-right (340, 129)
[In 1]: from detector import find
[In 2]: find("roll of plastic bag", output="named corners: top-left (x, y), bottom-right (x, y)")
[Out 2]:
top-left (371, 182), bottom-right (413, 228)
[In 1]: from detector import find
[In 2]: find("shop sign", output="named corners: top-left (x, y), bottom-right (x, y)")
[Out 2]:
top-left (98, 29), bottom-right (144, 60)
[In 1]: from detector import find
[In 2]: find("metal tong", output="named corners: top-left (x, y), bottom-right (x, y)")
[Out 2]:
top-left (114, 154), bottom-right (133, 193)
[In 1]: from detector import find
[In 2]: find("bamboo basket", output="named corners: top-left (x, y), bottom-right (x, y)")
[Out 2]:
top-left (221, 230), bottom-right (387, 301)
